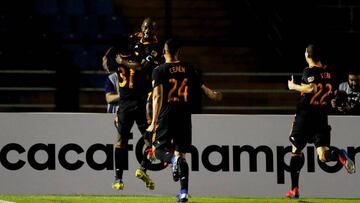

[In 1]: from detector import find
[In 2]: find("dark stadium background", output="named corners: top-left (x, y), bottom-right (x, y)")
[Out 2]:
top-left (0, 0), bottom-right (359, 114)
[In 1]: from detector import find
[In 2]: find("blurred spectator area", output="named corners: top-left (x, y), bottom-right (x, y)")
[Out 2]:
top-left (1, 0), bottom-right (359, 114)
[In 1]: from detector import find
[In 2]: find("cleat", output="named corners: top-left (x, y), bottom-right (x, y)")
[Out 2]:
top-left (135, 169), bottom-right (155, 190)
top-left (176, 193), bottom-right (189, 202)
top-left (112, 179), bottom-right (124, 190)
top-left (286, 187), bottom-right (299, 199)
top-left (339, 149), bottom-right (356, 174)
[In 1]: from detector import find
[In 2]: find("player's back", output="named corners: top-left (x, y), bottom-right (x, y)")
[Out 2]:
top-left (297, 66), bottom-right (334, 112)
top-left (116, 64), bottom-right (147, 111)
top-left (154, 61), bottom-right (201, 118)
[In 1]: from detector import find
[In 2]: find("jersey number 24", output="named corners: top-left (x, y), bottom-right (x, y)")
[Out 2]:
top-left (168, 78), bottom-right (188, 102)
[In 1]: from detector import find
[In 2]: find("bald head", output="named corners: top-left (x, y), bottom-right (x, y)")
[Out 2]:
top-left (141, 17), bottom-right (157, 41)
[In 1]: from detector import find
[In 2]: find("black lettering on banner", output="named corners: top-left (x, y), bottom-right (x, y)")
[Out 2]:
top-left (0, 141), bottom-right (358, 183)
top-left (276, 146), bottom-right (292, 184)
top-left (58, 143), bottom-right (84, 170)
top-left (27, 143), bottom-right (55, 170)
top-left (348, 146), bottom-right (360, 162)
top-left (86, 144), bottom-right (113, 170)
top-left (188, 145), bottom-right (199, 171)
top-left (202, 145), bottom-right (229, 172)
top-left (233, 145), bottom-right (274, 172)
top-left (0, 143), bottom-right (26, 170)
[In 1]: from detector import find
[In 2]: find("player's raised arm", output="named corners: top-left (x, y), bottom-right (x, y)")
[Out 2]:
top-left (201, 84), bottom-right (222, 102)
top-left (115, 54), bottom-right (142, 70)
top-left (102, 47), bottom-right (114, 73)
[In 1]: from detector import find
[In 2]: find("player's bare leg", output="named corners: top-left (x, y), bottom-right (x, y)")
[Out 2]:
top-left (318, 146), bottom-right (355, 174)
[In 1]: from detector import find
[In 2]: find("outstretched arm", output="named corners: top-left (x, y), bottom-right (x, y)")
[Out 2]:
top-left (201, 84), bottom-right (222, 101)
top-left (115, 54), bottom-right (142, 70)
top-left (288, 75), bottom-right (315, 93)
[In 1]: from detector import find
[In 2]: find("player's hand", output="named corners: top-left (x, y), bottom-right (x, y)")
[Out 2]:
top-left (146, 122), bottom-right (157, 132)
top-left (213, 91), bottom-right (223, 102)
top-left (102, 56), bottom-right (110, 73)
top-left (288, 75), bottom-right (296, 90)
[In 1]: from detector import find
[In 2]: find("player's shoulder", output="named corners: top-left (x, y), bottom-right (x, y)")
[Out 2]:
top-left (303, 67), bottom-right (311, 73)
top-left (153, 64), bottom-right (164, 73)
top-left (338, 81), bottom-right (349, 91)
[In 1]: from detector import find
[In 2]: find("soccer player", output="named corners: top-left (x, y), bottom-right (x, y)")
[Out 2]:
top-left (286, 44), bottom-right (356, 198)
top-left (111, 17), bottom-right (163, 190)
top-left (111, 46), bottom-right (155, 191)
top-left (127, 17), bottom-right (165, 186)
top-left (332, 68), bottom-right (360, 114)
top-left (103, 47), bottom-right (120, 113)
top-left (147, 38), bottom-right (210, 202)
top-left (129, 17), bottom-right (164, 93)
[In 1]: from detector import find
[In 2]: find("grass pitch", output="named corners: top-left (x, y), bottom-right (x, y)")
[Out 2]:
top-left (0, 195), bottom-right (359, 203)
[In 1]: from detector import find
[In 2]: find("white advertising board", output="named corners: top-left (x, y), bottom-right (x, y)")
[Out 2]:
top-left (0, 113), bottom-right (358, 197)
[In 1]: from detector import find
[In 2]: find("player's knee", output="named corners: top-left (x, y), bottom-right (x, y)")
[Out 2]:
top-left (291, 145), bottom-right (302, 155)
top-left (114, 142), bottom-right (121, 148)
top-left (115, 138), bottom-right (127, 149)
top-left (175, 151), bottom-right (186, 158)
top-left (317, 147), bottom-right (329, 162)
top-left (318, 152), bottom-right (327, 162)
top-left (291, 151), bottom-right (303, 157)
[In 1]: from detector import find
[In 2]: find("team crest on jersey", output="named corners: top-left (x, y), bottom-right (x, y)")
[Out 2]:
top-left (151, 50), bottom-right (158, 57)
top-left (307, 76), bottom-right (315, 83)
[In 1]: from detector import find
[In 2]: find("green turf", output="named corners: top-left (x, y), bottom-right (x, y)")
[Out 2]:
top-left (0, 195), bottom-right (360, 203)
top-left (0, 195), bottom-right (359, 203)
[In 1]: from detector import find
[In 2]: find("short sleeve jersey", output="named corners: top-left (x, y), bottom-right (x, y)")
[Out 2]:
top-left (116, 64), bottom-right (147, 111)
top-left (297, 66), bottom-right (334, 112)
top-left (152, 62), bottom-right (202, 118)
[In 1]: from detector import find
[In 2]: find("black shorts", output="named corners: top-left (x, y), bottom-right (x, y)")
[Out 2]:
top-left (289, 110), bottom-right (331, 150)
top-left (115, 106), bottom-right (148, 145)
top-left (154, 114), bottom-right (192, 153)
